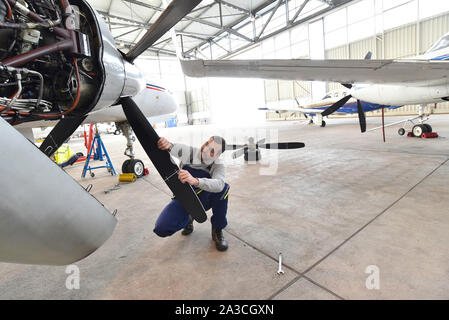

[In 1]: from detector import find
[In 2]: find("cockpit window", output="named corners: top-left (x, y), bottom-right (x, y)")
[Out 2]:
top-left (322, 94), bottom-right (331, 99)
top-left (426, 34), bottom-right (449, 53)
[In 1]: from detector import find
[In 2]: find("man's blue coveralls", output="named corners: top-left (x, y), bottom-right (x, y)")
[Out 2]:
top-left (154, 165), bottom-right (230, 237)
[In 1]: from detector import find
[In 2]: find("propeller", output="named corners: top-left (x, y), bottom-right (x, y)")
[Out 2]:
top-left (325, 51), bottom-right (372, 133)
top-left (226, 137), bottom-right (305, 159)
top-left (320, 94), bottom-right (366, 133)
top-left (121, 1), bottom-right (207, 222)
top-left (125, 0), bottom-right (202, 62)
top-left (121, 97), bottom-right (207, 223)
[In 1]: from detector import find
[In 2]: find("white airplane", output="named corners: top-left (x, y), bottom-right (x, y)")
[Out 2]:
top-left (0, 0), bottom-right (204, 266)
top-left (182, 32), bottom-right (449, 137)
top-left (259, 88), bottom-right (402, 128)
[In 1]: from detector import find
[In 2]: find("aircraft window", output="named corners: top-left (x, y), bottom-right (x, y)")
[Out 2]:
top-left (334, 93), bottom-right (339, 97)
top-left (343, 92), bottom-right (347, 96)
top-left (427, 34), bottom-right (449, 53)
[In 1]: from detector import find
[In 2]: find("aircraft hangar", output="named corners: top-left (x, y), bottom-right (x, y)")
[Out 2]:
top-left (1, 0), bottom-right (449, 303)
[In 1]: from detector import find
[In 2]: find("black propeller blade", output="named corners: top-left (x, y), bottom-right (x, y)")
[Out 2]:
top-left (121, 97), bottom-right (207, 223)
top-left (259, 142), bottom-right (305, 149)
top-left (321, 94), bottom-right (367, 133)
top-left (39, 115), bottom-right (87, 157)
top-left (229, 137), bottom-right (305, 159)
top-left (225, 144), bottom-right (247, 151)
top-left (357, 99), bottom-right (366, 133)
top-left (126, 0), bottom-right (202, 62)
top-left (321, 95), bottom-right (352, 117)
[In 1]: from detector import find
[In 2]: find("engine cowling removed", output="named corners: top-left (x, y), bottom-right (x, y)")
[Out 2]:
top-left (0, 0), bottom-right (104, 125)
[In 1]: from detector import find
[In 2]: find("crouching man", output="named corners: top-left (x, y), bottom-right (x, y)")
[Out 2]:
top-left (154, 136), bottom-right (230, 251)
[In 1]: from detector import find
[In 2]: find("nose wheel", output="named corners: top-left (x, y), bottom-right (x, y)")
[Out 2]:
top-left (412, 124), bottom-right (432, 137)
top-left (122, 159), bottom-right (145, 177)
top-left (398, 124), bottom-right (433, 137)
top-left (116, 121), bottom-right (145, 177)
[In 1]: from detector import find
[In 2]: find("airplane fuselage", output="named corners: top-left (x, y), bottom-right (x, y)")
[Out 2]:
top-left (350, 38), bottom-right (449, 106)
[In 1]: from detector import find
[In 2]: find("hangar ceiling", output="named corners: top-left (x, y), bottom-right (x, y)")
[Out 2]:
top-left (90, 0), bottom-right (354, 59)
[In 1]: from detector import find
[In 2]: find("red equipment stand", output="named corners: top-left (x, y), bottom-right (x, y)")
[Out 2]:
top-left (76, 124), bottom-right (96, 163)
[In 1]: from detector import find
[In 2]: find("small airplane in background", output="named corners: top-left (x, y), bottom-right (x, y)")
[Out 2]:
top-left (258, 88), bottom-right (402, 128)
top-left (182, 32), bottom-right (449, 138)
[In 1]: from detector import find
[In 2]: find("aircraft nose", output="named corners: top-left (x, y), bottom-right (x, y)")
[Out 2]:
top-left (166, 91), bottom-right (179, 114)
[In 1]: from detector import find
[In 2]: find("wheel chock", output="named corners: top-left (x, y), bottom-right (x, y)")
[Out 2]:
top-left (422, 132), bottom-right (439, 139)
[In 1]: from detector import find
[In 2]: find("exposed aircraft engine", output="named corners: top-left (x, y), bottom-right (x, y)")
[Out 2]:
top-left (0, 0), bottom-right (104, 126)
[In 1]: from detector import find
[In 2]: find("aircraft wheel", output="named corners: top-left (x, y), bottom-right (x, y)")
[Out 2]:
top-left (122, 159), bottom-right (131, 173)
top-left (320, 120), bottom-right (326, 127)
top-left (90, 172), bottom-right (95, 178)
top-left (398, 128), bottom-right (406, 136)
top-left (128, 159), bottom-right (145, 178)
top-left (412, 124), bottom-right (425, 137)
top-left (423, 124), bottom-right (432, 133)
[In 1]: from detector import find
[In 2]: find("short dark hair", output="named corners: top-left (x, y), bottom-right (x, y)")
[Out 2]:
top-left (210, 136), bottom-right (226, 153)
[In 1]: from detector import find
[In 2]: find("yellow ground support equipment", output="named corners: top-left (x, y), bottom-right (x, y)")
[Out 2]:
top-left (54, 143), bottom-right (74, 165)
top-left (119, 173), bottom-right (137, 183)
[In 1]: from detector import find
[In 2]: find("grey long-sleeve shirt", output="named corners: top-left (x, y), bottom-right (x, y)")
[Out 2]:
top-left (169, 143), bottom-right (226, 193)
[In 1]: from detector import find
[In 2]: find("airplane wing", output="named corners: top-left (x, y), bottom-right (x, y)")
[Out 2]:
top-left (181, 59), bottom-right (449, 84)
top-left (260, 106), bottom-right (335, 113)
top-left (259, 107), bottom-right (325, 114)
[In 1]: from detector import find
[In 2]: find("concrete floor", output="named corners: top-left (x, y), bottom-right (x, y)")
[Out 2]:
top-left (1, 115), bottom-right (449, 299)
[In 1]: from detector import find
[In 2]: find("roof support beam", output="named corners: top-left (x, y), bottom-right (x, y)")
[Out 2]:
top-left (184, 0), bottom-right (277, 56)
top-left (258, 0), bottom-right (283, 40)
top-left (290, 0), bottom-right (310, 24)
top-left (215, 0), bottom-right (252, 16)
top-left (114, 27), bottom-right (141, 39)
top-left (121, 0), bottom-right (253, 43)
top-left (220, 0), bottom-right (351, 60)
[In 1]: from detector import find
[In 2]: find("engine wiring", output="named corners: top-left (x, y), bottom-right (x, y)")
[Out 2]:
top-left (1, 0), bottom-right (12, 20)
top-left (0, 0), bottom-right (98, 125)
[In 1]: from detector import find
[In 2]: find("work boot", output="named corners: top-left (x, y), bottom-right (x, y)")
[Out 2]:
top-left (181, 215), bottom-right (194, 236)
top-left (212, 227), bottom-right (228, 251)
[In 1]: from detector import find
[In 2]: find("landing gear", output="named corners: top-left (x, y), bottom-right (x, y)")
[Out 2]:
top-left (320, 120), bottom-right (326, 127)
top-left (123, 159), bottom-right (145, 177)
top-left (396, 105), bottom-right (434, 138)
top-left (423, 124), bottom-right (433, 133)
top-left (412, 124), bottom-right (424, 137)
top-left (116, 121), bottom-right (145, 177)
top-left (411, 124), bottom-right (433, 137)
